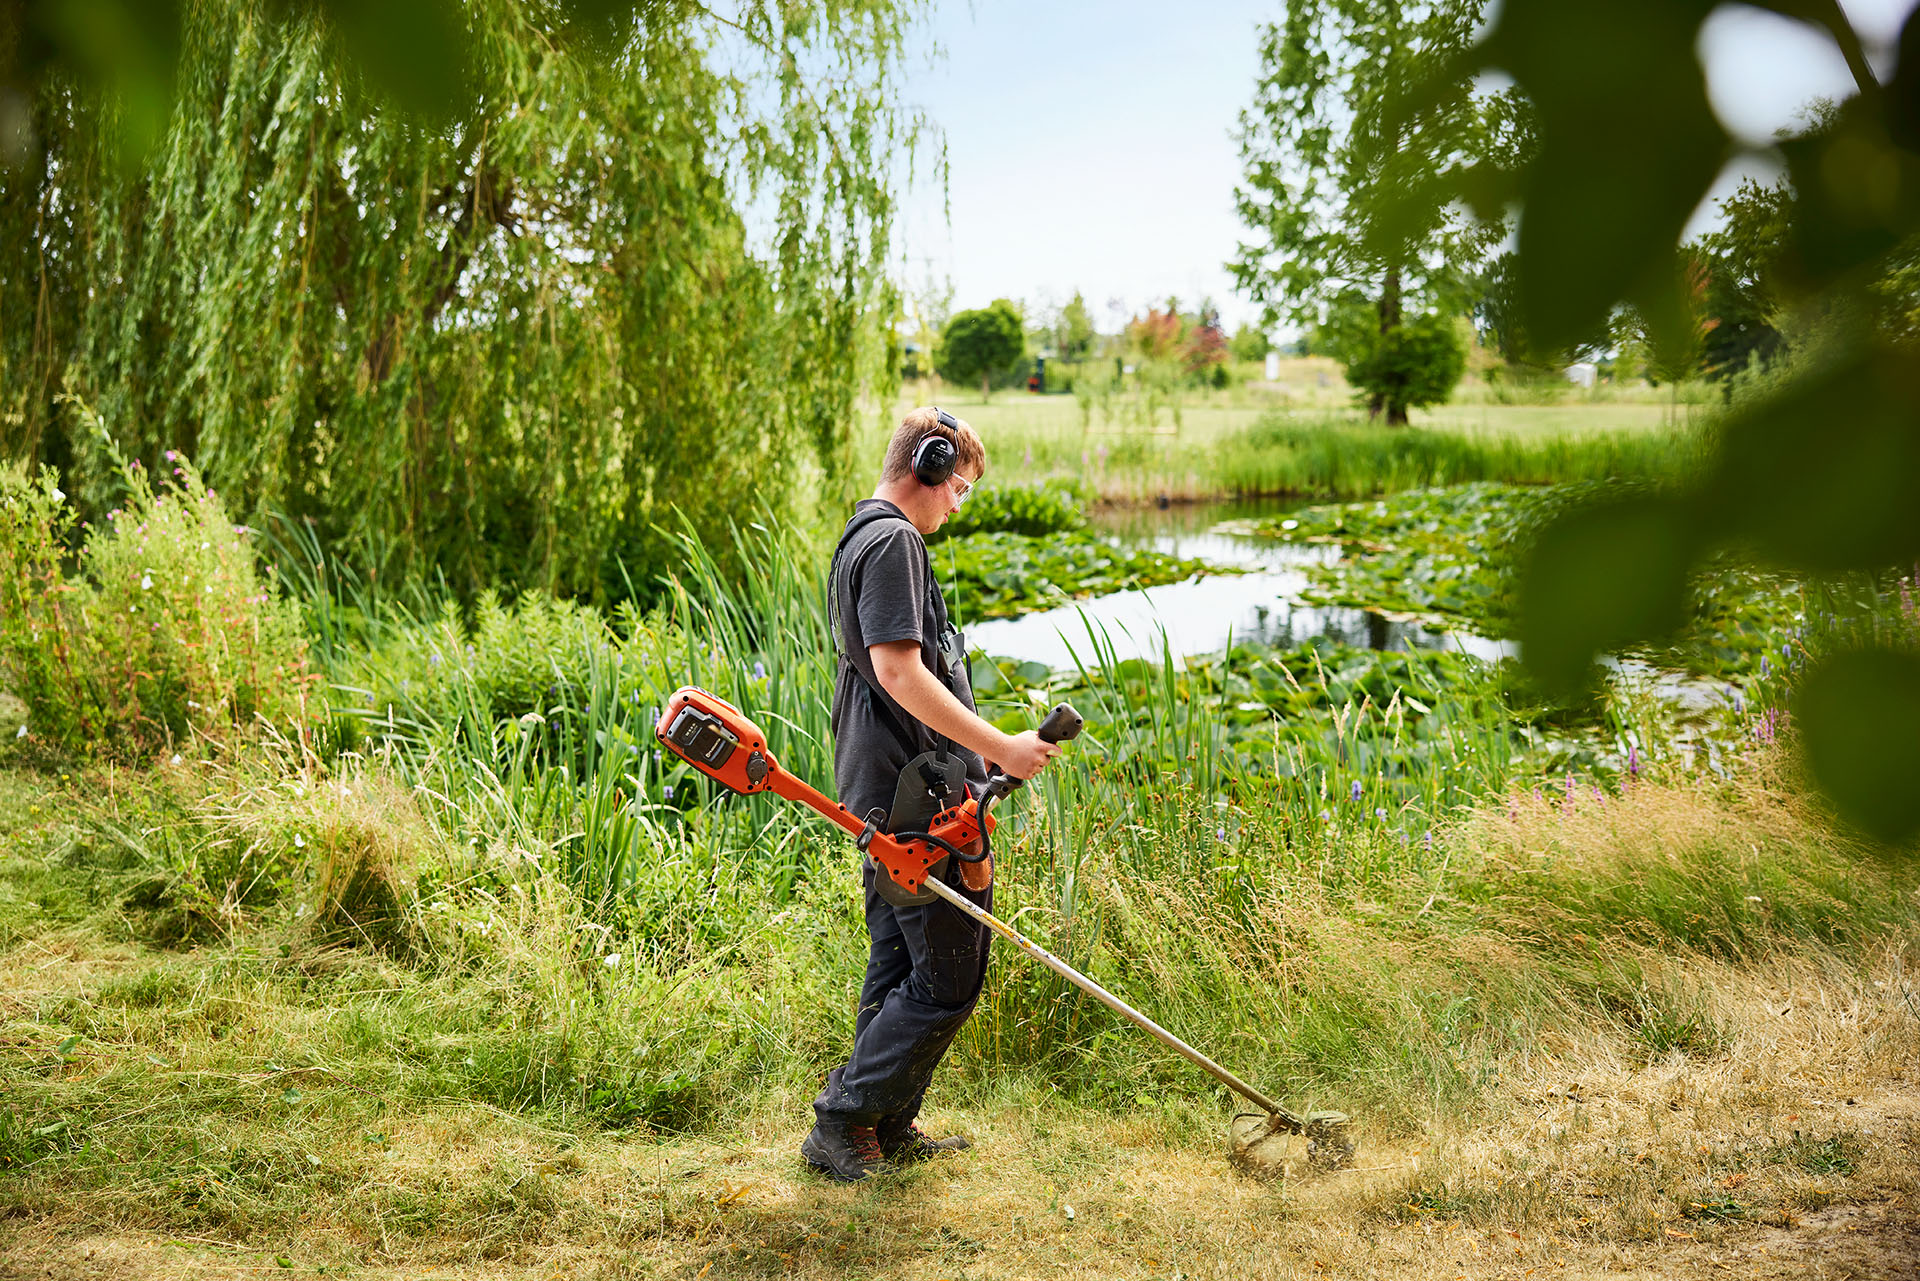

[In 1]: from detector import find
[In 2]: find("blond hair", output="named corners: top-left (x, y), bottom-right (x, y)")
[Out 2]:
top-left (881, 406), bottom-right (986, 484)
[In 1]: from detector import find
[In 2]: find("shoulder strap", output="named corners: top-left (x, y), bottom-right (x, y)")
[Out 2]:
top-left (829, 507), bottom-right (953, 756)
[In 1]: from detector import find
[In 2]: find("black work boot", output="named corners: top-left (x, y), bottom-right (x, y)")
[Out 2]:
top-left (878, 1117), bottom-right (971, 1163)
top-left (800, 1119), bottom-right (888, 1183)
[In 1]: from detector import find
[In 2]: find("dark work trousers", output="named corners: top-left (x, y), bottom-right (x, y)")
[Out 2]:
top-left (812, 857), bottom-right (993, 1128)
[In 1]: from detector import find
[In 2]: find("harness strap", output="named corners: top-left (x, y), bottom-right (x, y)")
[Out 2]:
top-left (829, 506), bottom-right (958, 759)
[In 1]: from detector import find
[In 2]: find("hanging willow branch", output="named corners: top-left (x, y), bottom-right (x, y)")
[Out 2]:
top-left (0, 0), bottom-right (929, 601)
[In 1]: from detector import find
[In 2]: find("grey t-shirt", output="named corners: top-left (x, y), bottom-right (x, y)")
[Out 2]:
top-left (830, 499), bottom-right (987, 824)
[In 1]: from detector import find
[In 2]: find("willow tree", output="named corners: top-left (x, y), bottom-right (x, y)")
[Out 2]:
top-left (0, 0), bottom-right (922, 598)
top-left (1231, 0), bottom-right (1527, 423)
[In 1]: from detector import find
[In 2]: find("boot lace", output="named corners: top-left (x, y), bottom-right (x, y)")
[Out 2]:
top-left (848, 1124), bottom-right (885, 1164)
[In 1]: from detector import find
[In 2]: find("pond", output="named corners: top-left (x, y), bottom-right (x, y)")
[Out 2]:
top-left (965, 497), bottom-right (1516, 670)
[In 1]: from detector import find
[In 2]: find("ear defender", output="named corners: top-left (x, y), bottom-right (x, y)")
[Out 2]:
top-left (910, 408), bottom-right (962, 487)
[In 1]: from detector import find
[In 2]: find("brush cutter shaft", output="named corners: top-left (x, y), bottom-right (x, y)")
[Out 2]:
top-left (918, 876), bottom-right (1303, 1128)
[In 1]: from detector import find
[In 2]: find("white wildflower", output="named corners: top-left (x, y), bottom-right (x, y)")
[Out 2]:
top-left (169, 753), bottom-right (182, 766)
top-left (140, 573), bottom-right (153, 590)
top-left (603, 953), bottom-right (622, 969)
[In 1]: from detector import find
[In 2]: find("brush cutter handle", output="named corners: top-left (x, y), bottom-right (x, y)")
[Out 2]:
top-left (983, 702), bottom-right (1082, 803)
top-left (1035, 702), bottom-right (1085, 745)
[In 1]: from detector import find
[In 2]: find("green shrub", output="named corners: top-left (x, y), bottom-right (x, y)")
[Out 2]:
top-left (0, 458), bottom-right (311, 756)
top-left (933, 478), bottom-right (1089, 542)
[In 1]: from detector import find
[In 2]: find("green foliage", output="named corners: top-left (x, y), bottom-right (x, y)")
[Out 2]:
top-left (1458, 1), bottom-right (1920, 842)
top-left (938, 300), bottom-right (1026, 400)
top-left (0, 453), bottom-right (310, 756)
top-left (1263, 483), bottom-right (1813, 686)
top-left (943, 530), bottom-right (1217, 621)
top-left (1341, 313), bottom-right (1468, 419)
top-left (1233, 0), bottom-right (1526, 422)
top-left (1219, 416), bottom-right (1707, 499)
top-left (1, 0), bottom-right (919, 601)
top-left (1228, 323), bottom-right (1272, 363)
top-left (1696, 178), bottom-right (1792, 380)
top-left (931, 478), bottom-right (1089, 542)
top-left (1056, 291), bottom-right (1097, 361)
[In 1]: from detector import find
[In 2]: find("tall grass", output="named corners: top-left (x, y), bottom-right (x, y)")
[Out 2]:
top-left (931, 411), bottom-right (1713, 504)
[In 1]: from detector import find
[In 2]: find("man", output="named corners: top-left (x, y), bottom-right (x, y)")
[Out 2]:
top-left (802, 405), bottom-right (1060, 1182)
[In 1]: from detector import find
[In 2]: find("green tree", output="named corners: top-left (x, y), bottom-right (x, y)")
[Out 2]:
top-left (1232, 0), bottom-right (1528, 424)
top-left (1343, 313), bottom-right (1467, 419)
top-left (1698, 179), bottom-right (1790, 375)
top-left (938, 300), bottom-right (1025, 401)
top-left (1473, 251), bottom-right (1607, 372)
top-left (1057, 291), bottom-right (1097, 362)
top-left (1228, 323), bottom-right (1271, 364)
top-left (0, 0), bottom-right (921, 600)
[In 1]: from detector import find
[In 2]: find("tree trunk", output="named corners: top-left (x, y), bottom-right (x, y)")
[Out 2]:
top-left (1374, 265), bottom-right (1405, 426)
top-left (982, 372), bottom-right (991, 401)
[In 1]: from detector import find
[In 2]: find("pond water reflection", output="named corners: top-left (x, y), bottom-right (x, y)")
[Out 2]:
top-left (964, 498), bottom-right (1517, 670)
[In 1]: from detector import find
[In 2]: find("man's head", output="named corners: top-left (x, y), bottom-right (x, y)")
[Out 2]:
top-left (877, 406), bottom-right (986, 536)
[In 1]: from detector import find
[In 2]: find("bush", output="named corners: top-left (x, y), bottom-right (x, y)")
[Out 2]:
top-left (0, 457), bottom-right (311, 756)
top-left (1343, 313), bottom-right (1469, 421)
top-left (931, 478), bottom-right (1090, 542)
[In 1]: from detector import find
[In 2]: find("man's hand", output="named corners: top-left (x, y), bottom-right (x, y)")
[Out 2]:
top-left (995, 729), bottom-right (1060, 780)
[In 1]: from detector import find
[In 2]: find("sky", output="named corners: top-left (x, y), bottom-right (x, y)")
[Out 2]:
top-left (893, 0), bottom-right (1920, 337)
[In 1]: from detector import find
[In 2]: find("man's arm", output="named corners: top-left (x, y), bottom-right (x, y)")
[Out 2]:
top-left (869, 639), bottom-right (1059, 780)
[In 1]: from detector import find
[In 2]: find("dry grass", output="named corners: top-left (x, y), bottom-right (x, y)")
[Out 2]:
top-left (3, 967), bottom-right (1915, 1281)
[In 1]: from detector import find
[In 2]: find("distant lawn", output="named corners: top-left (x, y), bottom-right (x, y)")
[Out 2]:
top-left (875, 362), bottom-right (1711, 503)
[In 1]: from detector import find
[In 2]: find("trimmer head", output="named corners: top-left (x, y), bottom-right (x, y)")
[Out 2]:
top-left (1228, 1111), bottom-right (1356, 1180)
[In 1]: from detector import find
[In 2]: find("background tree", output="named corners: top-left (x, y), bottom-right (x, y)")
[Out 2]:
top-left (1056, 291), bottom-right (1097, 362)
top-left (0, 0), bottom-right (921, 601)
top-left (1342, 313), bottom-right (1467, 419)
top-left (1696, 178), bottom-right (1791, 380)
top-left (1232, 0), bottom-right (1528, 424)
top-left (937, 300), bottom-right (1025, 401)
top-left (1472, 250), bottom-right (1607, 374)
top-left (1228, 323), bottom-right (1272, 364)
top-left (1182, 301), bottom-right (1229, 384)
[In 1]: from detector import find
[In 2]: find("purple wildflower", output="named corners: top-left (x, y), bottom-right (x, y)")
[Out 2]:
top-left (1350, 779), bottom-right (1362, 802)
top-left (1423, 831), bottom-right (1433, 852)
top-left (1215, 827), bottom-right (1227, 842)
top-left (1375, 807), bottom-right (1387, 821)
top-left (752, 660), bottom-right (767, 681)
top-left (164, 450), bottom-right (177, 462)
top-left (1629, 745), bottom-right (1640, 777)
top-left (664, 785), bottom-right (674, 800)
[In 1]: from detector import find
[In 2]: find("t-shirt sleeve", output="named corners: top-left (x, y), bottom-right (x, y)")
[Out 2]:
top-left (854, 526), bottom-right (928, 650)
